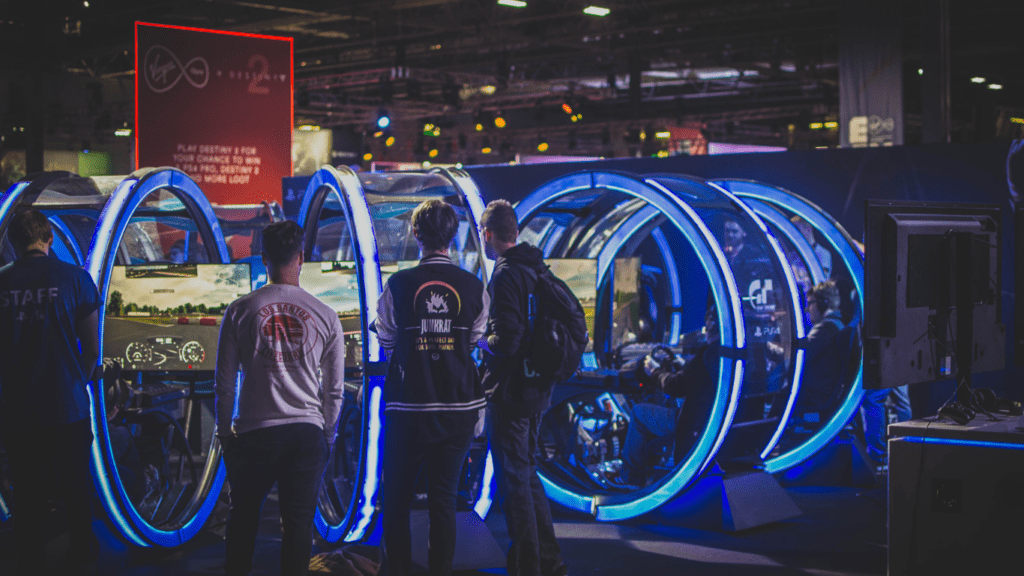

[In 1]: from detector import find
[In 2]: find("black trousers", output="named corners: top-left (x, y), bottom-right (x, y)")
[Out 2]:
top-left (222, 423), bottom-right (329, 576)
top-left (2, 418), bottom-right (97, 569)
top-left (381, 414), bottom-right (474, 576)
top-left (488, 405), bottom-right (563, 576)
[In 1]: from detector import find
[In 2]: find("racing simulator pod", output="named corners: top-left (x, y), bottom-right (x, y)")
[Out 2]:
top-left (2, 168), bottom-right (239, 547)
top-left (296, 166), bottom-right (490, 543)
top-left (512, 170), bottom-right (809, 522)
top-left (711, 179), bottom-right (865, 476)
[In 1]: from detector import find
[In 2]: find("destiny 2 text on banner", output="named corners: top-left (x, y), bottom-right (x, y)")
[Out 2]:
top-left (135, 22), bottom-right (293, 204)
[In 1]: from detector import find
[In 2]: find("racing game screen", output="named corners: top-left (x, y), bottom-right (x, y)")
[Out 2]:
top-left (300, 261), bottom-right (364, 374)
top-left (612, 257), bottom-right (642, 349)
top-left (546, 259), bottom-right (598, 352)
top-left (105, 264), bottom-right (251, 371)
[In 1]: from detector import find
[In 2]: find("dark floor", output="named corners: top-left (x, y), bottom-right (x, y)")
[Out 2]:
top-left (0, 474), bottom-right (887, 576)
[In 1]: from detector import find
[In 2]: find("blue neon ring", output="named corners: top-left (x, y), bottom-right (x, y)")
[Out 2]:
top-left (85, 168), bottom-right (230, 547)
top-left (652, 175), bottom-right (808, 462)
top-left (712, 179), bottom-right (865, 475)
top-left (430, 168), bottom-right (498, 519)
top-left (516, 170), bottom-right (743, 521)
top-left (299, 166), bottom-right (384, 543)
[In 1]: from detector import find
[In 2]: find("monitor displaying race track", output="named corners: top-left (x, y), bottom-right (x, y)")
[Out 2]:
top-left (546, 258), bottom-right (598, 353)
top-left (104, 263), bottom-right (251, 371)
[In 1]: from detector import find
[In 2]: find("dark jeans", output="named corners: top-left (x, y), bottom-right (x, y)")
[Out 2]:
top-left (381, 414), bottom-right (474, 576)
top-left (222, 423), bottom-right (329, 576)
top-left (2, 418), bottom-right (97, 569)
top-left (487, 405), bottom-right (563, 576)
top-left (621, 402), bottom-right (677, 485)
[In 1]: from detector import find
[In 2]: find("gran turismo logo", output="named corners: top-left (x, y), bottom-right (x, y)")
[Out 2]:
top-left (144, 45), bottom-right (210, 93)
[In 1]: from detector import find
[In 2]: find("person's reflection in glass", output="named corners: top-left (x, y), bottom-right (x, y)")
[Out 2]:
top-left (612, 309), bottom-right (720, 489)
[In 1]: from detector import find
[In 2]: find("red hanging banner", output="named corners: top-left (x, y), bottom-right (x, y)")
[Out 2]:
top-left (135, 22), bottom-right (293, 204)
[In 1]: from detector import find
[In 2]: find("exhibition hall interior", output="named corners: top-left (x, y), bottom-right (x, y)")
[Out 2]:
top-left (0, 1), bottom-right (1022, 575)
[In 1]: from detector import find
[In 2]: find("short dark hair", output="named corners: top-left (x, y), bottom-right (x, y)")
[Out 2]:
top-left (412, 199), bottom-right (458, 252)
top-left (807, 280), bottom-right (840, 313)
top-left (480, 199), bottom-right (518, 244)
top-left (261, 220), bottom-right (305, 267)
top-left (8, 210), bottom-right (52, 252)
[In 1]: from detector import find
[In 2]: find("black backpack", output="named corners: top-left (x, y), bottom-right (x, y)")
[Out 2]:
top-left (522, 265), bottom-right (589, 383)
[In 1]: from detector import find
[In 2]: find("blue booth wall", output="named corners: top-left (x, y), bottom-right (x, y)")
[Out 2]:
top-left (466, 142), bottom-right (1021, 415)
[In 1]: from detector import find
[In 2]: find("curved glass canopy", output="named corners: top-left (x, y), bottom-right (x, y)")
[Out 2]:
top-left (515, 171), bottom-right (746, 521)
top-left (710, 179), bottom-right (865, 474)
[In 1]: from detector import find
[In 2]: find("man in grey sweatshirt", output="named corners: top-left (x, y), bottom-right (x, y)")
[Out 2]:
top-left (215, 220), bottom-right (346, 576)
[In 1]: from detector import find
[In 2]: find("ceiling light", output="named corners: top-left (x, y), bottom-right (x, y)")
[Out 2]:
top-left (297, 124), bottom-right (321, 131)
top-left (824, 121), bottom-right (838, 129)
top-left (480, 85), bottom-right (497, 95)
top-left (655, 131), bottom-right (671, 139)
top-left (114, 128), bottom-right (132, 137)
top-left (917, 68), bottom-right (923, 75)
top-left (376, 109), bottom-right (391, 129)
top-left (385, 136), bottom-right (395, 147)
top-left (432, 128), bottom-right (440, 136)
top-left (475, 123), bottom-right (484, 131)
top-left (584, 6), bottom-right (610, 16)
top-left (537, 142), bottom-right (549, 152)
top-left (482, 147), bottom-right (492, 154)
top-left (562, 103), bottom-right (573, 114)
top-left (971, 77), bottom-right (986, 84)
top-left (494, 117), bottom-right (506, 128)
top-left (497, 0), bottom-right (527, 7)
top-left (988, 83), bottom-right (1003, 90)
top-left (363, 153), bottom-right (373, 161)
top-left (373, 131), bottom-right (384, 138)
top-left (429, 149), bottom-right (439, 158)
top-left (455, 163), bottom-right (463, 169)
top-left (1010, 117), bottom-right (1024, 124)
top-left (656, 150), bottom-right (669, 158)
top-left (809, 122), bottom-right (823, 130)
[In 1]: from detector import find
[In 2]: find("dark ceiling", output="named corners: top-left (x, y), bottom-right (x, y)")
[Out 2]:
top-left (2, 0), bottom-right (1022, 156)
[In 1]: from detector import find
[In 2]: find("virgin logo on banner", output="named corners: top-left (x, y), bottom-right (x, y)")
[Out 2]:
top-left (135, 22), bottom-right (292, 204)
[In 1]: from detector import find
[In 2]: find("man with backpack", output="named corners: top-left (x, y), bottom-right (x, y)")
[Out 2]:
top-left (479, 199), bottom-right (582, 576)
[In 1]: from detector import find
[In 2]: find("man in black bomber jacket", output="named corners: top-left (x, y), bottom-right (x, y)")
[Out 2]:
top-left (375, 199), bottom-right (489, 576)
top-left (479, 199), bottom-right (569, 576)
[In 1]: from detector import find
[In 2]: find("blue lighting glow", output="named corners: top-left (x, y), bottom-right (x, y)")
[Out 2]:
top-left (902, 436), bottom-right (1024, 451)
top-left (713, 179), bottom-right (865, 475)
top-left (741, 198), bottom-right (827, 286)
top-left (473, 446), bottom-right (496, 518)
top-left (516, 171), bottom-right (743, 520)
top-left (0, 182), bottom-right (30, 231)
top-left (650, 228), bottom-right (682, 345)
top-left (85, 169), bottom-right (229, 547)
top-left (350, 383), bottom-right (383, 541)
top-left (298, 167), bottom-right (383, 543)
top-left (47, 216), bottom-right (86, 266)
top-left (700, 181), bottom-right (805, 460)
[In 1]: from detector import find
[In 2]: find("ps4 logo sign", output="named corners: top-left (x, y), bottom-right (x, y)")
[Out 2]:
top-left (144, 45), bottom-right (210, 93)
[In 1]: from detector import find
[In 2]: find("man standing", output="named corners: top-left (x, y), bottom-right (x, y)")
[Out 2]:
top-left (0, 210), bottom-right (100, 575)
top-left (375, 199), bottom-right (489, 576)
top-left (799, 281), bottom-right (850, 409)
top-left (215, 220), bottom-right (345, 576)
top-left (479, 199), bottom-right (568, 576)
